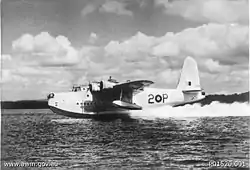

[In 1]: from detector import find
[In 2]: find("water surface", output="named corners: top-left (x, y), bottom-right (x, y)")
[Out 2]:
top-left (1, 109), bottom-right (249, 169)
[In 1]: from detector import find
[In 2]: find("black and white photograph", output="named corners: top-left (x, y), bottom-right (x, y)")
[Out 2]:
top-left (1, 0), bottom-right (250, 169)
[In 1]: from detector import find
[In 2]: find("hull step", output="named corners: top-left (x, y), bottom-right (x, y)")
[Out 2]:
top-left (113, 100), bottom-right (142, 110)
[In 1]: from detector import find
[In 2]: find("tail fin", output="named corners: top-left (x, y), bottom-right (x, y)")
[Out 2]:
top-left (177, 56), bottom-right (201, 91)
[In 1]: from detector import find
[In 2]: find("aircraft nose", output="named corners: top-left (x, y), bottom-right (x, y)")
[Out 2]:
top-left (47, 92), bottom-right (56, 107)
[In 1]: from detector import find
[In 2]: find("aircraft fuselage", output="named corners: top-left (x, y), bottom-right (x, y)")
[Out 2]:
top-left (48, 57), bottom-right (206, 118)
top-left (48, 87), bottom-right (205, 118)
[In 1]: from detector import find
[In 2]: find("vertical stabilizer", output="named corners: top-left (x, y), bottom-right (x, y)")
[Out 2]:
top-left (177, 56), bottom-right (201, 91)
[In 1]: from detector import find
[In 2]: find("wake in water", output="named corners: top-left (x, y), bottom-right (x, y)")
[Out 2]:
top-left (130, 102), bottom-right (250, 120)
top-left (51, 118), bottom-right (89, 124)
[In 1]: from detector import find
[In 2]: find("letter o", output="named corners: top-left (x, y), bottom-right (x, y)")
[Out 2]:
top-left (155, 95), bottom-right (162, 103)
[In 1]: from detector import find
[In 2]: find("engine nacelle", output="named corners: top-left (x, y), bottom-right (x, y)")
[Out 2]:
top-left (89, 80), bottom-right (117, 91)
top-left (90, 82), bottom-right (101, 91)
top-left (102, 80), bottom-right (116, 89)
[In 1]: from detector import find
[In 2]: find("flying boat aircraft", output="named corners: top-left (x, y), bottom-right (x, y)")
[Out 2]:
top-left (47, 56), bottom-right (206, 118)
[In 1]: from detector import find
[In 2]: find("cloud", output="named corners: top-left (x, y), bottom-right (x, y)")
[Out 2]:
top-left (9, 24), bottom-right (249, 91)
top-left (1, 69), bottom-right (28, 84)
top-left (104, 32), bottom-right (156, 60)
top-left (0, 54), bottom-right (12, 67)
top-left (202, 59), bottom-right (230, 73)
top-left (12, 32), bottom-right (79, 67)
top-left (3, 21), bottom-right (249, 100)
top-left (2, 32), bottom-right (84, 99)
top-left (156, 69), bottom-right (180, 85)
top-left (81, 0), bottom-right (133, 17)
top-left (156, 0), bottom-right (249, 24)
top-left (152, 41), bottom-right (180, 57)
top-left (99, 23), bottom-right (248, 91)
top-left (1, 69), bottom-right (13, 83)
top-left (12, 66), bottom-right (52, 76)
top-left (1, 64), bottom-right (74, 100)
top-left (81, 4), bottom-right (97, 16)
top-left (137, 0), bottom-right (149, 8)
top-left (0, 54), bottom-right (72, 88)
top-left (88, 32), bottom-right (98, 44)
top-left (157, 23), bottom-right (248, 65)
top-left (104, 23), bottom-right (248, 65)
top-left (226, 70), bottom-right (249, 84)
top-left (99, 0), bottom-right (133, 16)
top-left (1, 54), bottom-right (12, 61)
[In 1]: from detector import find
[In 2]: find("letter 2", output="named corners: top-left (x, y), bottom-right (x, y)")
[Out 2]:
top-left (148, 94), bottom-right (154, 104)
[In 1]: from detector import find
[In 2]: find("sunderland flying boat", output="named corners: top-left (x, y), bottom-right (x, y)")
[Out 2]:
top-left (47, 56), bottom-right (206, 118)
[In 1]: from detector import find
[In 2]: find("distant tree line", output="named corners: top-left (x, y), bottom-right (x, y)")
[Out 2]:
top-left (198, 91), bottom-right (249, 106)
top-left (1, 92), bottom-right (249, 109)
top-left (1, 100), bottom-right (48, 109)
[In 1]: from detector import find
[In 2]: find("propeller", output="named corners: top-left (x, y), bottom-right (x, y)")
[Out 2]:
top-left (87, 81), bottom-right (92, 92)
top-left (100, 80), bottom-right (103, 90)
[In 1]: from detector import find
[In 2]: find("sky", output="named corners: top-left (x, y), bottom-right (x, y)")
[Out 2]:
top-left (1, 0), bottom-right (249, 101)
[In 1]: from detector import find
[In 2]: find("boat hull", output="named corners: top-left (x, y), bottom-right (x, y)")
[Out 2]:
top-left (49, 106), bottom-right (131, 119)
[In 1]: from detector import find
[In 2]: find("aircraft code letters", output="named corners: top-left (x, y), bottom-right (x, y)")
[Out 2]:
top-left (148, 94), bottom-right (168, 104)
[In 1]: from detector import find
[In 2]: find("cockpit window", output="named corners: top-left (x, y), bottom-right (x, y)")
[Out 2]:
top-left (73, 87), bottom-right (80, 91)
top-left (72, 85), bottom-right (87, 92)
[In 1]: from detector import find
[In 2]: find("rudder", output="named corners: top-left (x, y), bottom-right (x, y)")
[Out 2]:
top-left (177, 56), bottom-right (201, 91)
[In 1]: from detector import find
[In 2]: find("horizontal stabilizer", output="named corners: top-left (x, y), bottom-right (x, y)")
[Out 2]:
top-left (182, 89), bottom-right (202, 93)
top-left (113, 100), bottom-right (142, 110)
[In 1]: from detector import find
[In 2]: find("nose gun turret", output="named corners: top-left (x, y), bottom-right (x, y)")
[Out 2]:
top-left (47, 92), bottom-right (55, 100)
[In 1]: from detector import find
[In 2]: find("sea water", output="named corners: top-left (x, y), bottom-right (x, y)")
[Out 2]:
top-left (1, 103), bottom-right (250, 169)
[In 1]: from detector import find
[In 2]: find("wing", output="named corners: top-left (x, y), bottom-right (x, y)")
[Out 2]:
top-left (90, 80), bottom-right (153, 110)
top-left (114, 80), bottom-right (154, 95)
